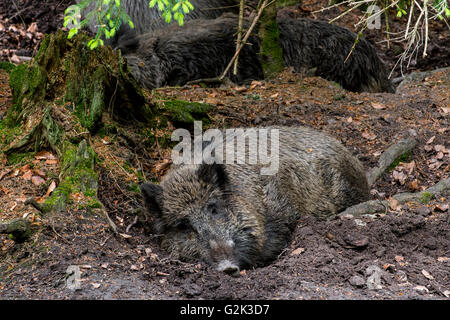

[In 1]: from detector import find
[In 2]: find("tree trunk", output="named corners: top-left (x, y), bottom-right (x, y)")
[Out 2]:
top-left (257, 0), bottom-right (285, 78)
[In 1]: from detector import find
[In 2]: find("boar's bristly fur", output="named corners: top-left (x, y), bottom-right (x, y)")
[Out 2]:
top-left (140, 126), bottom-right (370, 275)
top-left (121, 13), bottom-right (394, 93)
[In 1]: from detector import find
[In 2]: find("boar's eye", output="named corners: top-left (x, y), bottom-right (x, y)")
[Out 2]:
top-left (174, 218), bottom-right (192, 232)
top-left (206, 199), bottom-right (226, 217)
top-left (208, 203), bottom-right (218, 215)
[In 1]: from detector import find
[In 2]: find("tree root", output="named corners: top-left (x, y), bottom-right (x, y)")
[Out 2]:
top-left (338, 177), bottom-right (450, 218)
top-left (0, 219), bottom-right (32, 242)
top-left (367, 137), bottom-right (417, 186)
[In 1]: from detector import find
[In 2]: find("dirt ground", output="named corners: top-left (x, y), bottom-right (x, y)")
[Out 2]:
top-left (0, 1), bottom-right (449, 300)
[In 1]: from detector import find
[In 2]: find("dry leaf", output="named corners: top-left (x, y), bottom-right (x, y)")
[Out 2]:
top-left (362, 131), bottom-right (377, 140)
top-left (408, 179), bottom-right (419, 191)
top-left (22, 170), bottom-right (33, 180)
top-left (395, 255), bottom-right (404, 262)
top-left (35, 151), bottom-right (56, 160)
top-left (434, 203), bottom-right (448, 212)
top-left (421, 269), bottom-right (434, 280)
top-left (45, 159), bottom-right (58, 165)
top-left (45, 180), bottom-right (57, 197)
top-left (234, 86), bottom-right (247, 93)
top-left (387, 197), bottom-right (400, 210)
top-left (437, 257), bottom-right (449, 263)
top-left (249, 80), bottom-right (262, 90)
top-left (371, 102), bottom-right (386, 110)
top-left (31, 175), bottom-right (46, 186)
top-left (426, 136), bottom-right (435, 144)
top-left (290, 247), bottom-right (305, 256)
top-left (270, 93), bottom-right (279, 99)
top-left (0, 186), bottom-right (11, 195)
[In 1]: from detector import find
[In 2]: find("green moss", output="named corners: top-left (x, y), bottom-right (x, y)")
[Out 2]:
top-left (333, 93), bottom-right (346, 101)
top-left (161, 99), bottom-right (212, 124)
top-left (6, 151), bottom-right (34, 165)
top-left (420, 192), bottom-right (434, 204)
top-left (42, 140), bottom-right (98, 213)
top-left (258, 3), bottom-right (284, 79)
top-left (0, 61), bottom-right (15, 73)
top-left (0, 122), bottom-right (21, 147)
top-left (387, 151), bottom-right (413, 172)
top-left (127, 182), bottom-right (141, 194)
top-left (243, 94), bottom-right (261, 101)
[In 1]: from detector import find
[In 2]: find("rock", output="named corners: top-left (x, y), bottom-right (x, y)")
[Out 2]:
top-left (366, 265), bottom-right (383, 290)
top-left (343, 233), bottom-right (369, 249)
top-left (349, 275), bottom-right (365, 288)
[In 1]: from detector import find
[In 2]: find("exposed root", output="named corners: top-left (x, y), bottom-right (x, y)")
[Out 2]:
top-left (339, 177), bottom-right (449, 218)
top-left (367, 137), bottom-right (417, 186)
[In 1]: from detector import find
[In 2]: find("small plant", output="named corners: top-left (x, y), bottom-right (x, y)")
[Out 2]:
top-left (64, 0), bottom-right (194, 49)
top-left (316, 0), bottom-right (449, 76)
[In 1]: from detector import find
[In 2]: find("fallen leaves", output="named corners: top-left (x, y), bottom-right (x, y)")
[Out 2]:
top-left (290, 247), bottom-right (305, 256)
top-left (371, 102), bottom-right (386, 110)
top-left (362, 130), bottom-right (377, 141)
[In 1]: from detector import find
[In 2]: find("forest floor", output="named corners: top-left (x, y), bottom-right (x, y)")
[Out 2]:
top-left (0, 0), bottom-right (449, 300)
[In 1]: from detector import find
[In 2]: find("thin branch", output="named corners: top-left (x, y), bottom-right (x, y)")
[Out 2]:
top-left (219, 0), bottom-right (269, 81)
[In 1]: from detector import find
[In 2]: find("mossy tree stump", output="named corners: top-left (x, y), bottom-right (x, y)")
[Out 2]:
top-left (2, 30), bottom-right (153, 227)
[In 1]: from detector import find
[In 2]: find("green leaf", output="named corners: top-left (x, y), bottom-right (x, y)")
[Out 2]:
top-left (68, 28), bottom-right (79, 39)
top-left (172, 3), bottom-right (181, 12)
top-left (186, 0), bottom-right (194, 10)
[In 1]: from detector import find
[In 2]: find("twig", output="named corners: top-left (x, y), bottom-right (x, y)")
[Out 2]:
top-left (219, 0), bottom-right (269, 81)
top-left (125, 215), bottom-right (138, 233)
top-left (233, 0), bottom-right (245, 76)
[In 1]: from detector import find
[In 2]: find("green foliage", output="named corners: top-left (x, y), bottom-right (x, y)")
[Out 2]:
top-left (420, 192), bottom-right (434, 204)
top-left (64, 0), bottom-right (195, 49)
top-left (0, 61), bottom-right (15, 73)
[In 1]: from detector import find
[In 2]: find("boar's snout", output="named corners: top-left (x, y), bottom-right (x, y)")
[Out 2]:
top-left (209, 239), bottom-right (240, 276)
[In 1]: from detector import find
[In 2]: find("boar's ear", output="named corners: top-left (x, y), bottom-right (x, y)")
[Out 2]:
top-left (140, 183), bottom-right (163, 216)
top-left (197, 163), bottom-right (228, 187)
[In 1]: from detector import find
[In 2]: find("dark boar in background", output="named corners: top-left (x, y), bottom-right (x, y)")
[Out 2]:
top-left (277, 18), bottom-right (395, 93)
top-left (140, 126), bottom-right (370, 275)
top-left (117, 13), bottom-right (263, 89)
top-left (121, 13), bottom-right (394, 93)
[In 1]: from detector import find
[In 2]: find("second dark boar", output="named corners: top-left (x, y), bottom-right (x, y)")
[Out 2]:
top-left (120, 13), bottom-right (394, 92)
top-left (140, 126), bottom-right (369, 275)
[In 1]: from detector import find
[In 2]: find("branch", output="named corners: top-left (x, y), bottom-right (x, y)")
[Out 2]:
top-left (219, 0), bottom-right (269, 81)
top-left (233, 0), bottom-right (245, 76)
